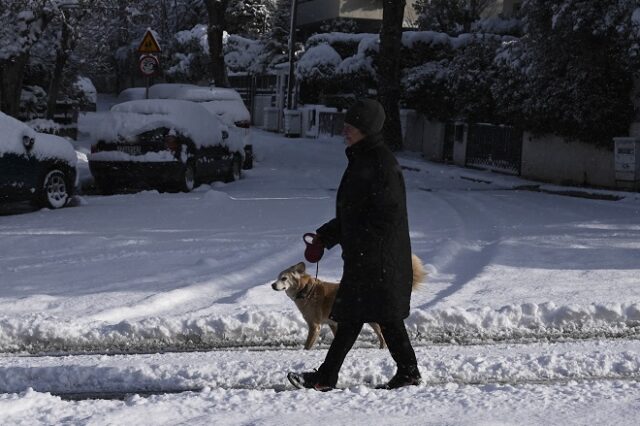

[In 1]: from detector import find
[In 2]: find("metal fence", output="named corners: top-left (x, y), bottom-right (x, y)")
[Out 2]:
top-left (465, 123), bottom-right (523, 175)
top-left (318, 111), bottom-right (344, 137)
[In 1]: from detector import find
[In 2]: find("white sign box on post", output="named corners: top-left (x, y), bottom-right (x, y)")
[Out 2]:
top-left (613, 137), bottom-right (640, 183)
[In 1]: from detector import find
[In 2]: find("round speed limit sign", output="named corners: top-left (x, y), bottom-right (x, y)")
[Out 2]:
top-left (139, 55), bottom-right (159, 76)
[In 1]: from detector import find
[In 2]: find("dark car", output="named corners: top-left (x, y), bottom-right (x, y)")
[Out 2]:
top-left (86, 99), bottom-right (245, 193)
top-left (139, 83), bottom-right (253, 169)
top-left (0, 112), bottom-right (77, 209)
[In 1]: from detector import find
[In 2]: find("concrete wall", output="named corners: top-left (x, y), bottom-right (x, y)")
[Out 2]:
top-left (399, 110), bottom-right (447, 161)
top-left (421, 120), bottom-right (446, 162)
top-left (522, 132), bottom-right (615, 188)
top-left (400, 109), bottom-right (422, 152)
top-left (452, 124), bottom-right (468, 167)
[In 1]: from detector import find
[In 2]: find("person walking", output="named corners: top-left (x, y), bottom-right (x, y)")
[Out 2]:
top-left (287, 99), bottom-right (421, 391)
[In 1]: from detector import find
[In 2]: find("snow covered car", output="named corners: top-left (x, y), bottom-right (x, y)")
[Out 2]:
top-left (147, 83), bottom-right (253, 169)
top-left (87, 99), bottom-right (245, 193)
top-left (0, 112), bottom-right (77, 209)
top-left (116, 87), bottom-right (146, 103)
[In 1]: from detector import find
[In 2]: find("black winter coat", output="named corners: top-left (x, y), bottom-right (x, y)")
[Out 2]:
top-left (316, 134), bottom-right (413, 323)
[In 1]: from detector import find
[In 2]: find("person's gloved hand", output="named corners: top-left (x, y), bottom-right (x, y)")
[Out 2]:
top-left (303, 233), bottom-right (325, 263)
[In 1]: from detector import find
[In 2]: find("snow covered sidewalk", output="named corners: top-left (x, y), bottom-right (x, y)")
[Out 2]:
top-left (0, 340), bottom-right (639, 395)
top-left (1, 340), bottom-right (640, 425)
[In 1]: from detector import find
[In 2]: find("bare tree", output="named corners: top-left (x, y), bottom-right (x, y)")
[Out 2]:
top-left (378, 0), bottom-right (405, 150)
top-left (204, 0), bottom-right (230, 87)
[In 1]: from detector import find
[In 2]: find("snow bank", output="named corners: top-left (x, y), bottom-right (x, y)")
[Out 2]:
top-left (0, 302), bottom-right (638, 354)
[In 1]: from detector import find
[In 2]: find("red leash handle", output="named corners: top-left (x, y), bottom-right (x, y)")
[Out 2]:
top-left (303, 233), bottom-right (324, 264)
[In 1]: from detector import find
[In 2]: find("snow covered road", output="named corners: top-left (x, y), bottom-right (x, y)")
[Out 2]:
top-left (0, 129), bottom-right (639, 423)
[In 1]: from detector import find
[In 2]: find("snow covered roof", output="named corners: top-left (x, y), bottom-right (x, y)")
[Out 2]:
top-left (0, 112), bottom-right (76, 166)
top-left (83, 100), bottom-right (223, 148)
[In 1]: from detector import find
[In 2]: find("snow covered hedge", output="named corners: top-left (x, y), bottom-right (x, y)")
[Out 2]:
top-left (295, 33), bottom-right (378, 105)
top-left (290, 1), bottom-right (640, 145)
top-left (492, 0), bottom-right (640, 145)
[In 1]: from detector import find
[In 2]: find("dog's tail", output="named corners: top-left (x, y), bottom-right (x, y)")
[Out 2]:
top-left (411, 254), bottom-right (426, 291)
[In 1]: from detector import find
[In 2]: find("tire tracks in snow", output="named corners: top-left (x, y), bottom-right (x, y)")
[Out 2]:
top-left (412, 190), bottom-right (502, 309)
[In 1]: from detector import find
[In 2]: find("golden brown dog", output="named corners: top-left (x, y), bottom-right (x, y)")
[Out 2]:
top-left (271, 254), bottom-right (426, 350)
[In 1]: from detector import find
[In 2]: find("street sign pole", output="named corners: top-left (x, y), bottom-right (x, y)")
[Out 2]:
top-left (137, 29), bottom-right (162, 98)
top-left (287, 0), bottom-right (298, 111)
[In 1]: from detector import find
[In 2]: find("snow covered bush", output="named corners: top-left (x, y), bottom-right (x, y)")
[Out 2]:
top-left (224, 34), bottom-right (265, 74)
top-left (296, 44), bottom-right (342, 81)
top-left (401, 31), bottom-right (456, 69)
top-left (402, 32), bottom-right (507, 123)
top-left (493, 0), bottom-right (640, 145)
top-left (19, 85), bottom-right (48, 120)
top-left (167, 24), bottom-right (210, 83)
top-left (297, 33), bottom-right (378, 105)
top-left (404, 61), bottom-right (456, 121)
top-left (413, 0), bottom-right (494, 35)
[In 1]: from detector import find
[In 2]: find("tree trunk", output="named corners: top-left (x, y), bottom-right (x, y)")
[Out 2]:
top-left (205, 0), bottom-right (230, 88)
top-left (378, 0), bottom-right (405, 151)
top-left (47, 20), bottom-right (73, 120)
top-left (0, 53), bottom-right (30, 117)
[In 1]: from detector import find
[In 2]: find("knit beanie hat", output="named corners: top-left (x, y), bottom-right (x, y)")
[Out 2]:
top-left (344, 99), bottom-right (386, 135)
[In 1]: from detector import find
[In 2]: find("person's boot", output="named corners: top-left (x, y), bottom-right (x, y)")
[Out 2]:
top-left (287, 371), bottom-right (334, 392)
top-left (376, 366), bottom-right (421, 390)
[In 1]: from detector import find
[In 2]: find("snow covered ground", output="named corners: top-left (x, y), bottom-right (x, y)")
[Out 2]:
top-left (1, 119), bottom-right (639, 424)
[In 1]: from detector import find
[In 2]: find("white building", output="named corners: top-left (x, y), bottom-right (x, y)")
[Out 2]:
top-left (296, 0), bottom-right (521, 37)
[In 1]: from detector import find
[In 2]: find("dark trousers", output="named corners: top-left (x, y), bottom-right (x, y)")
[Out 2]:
top-left (316, 319), bottom-right (419, 386)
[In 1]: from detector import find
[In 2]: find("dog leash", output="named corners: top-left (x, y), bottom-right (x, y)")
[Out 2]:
top-left (315, 261), bottom-right (319, 280)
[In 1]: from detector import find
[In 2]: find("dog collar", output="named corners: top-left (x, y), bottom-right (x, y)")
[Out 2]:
top-left (295, 288), bottom-right (310, 300)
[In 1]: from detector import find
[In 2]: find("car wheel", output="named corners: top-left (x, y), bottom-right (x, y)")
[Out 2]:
top-left (226, 156), bottom-right (242, 182)
top-left (39, 169), bottom-right (70, 209)
top-left (181, 162), bottom-right (196, 192)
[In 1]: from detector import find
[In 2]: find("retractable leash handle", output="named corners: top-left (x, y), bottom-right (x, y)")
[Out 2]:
top-left (303, 233), bottom-right (316, 246)
top-left (303, 233), bottom-right (324, 263)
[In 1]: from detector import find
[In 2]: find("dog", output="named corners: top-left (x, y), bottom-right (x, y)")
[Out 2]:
top-left (271, 254), bottom-right (426, 350)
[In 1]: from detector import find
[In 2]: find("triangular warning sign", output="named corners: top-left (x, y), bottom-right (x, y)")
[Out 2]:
top-left (137, 30), bottom-right (161, 54)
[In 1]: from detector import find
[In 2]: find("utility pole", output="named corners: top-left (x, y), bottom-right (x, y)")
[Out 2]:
top-left (286, 0), bottom-right (298, 110)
